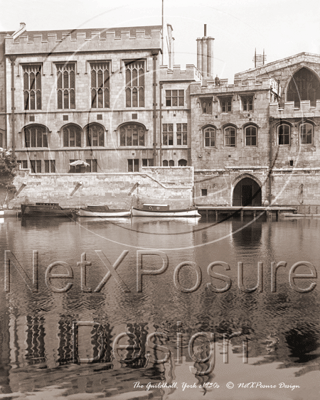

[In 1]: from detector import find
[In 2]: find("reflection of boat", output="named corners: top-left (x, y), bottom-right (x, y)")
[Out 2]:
top-left (132, 204), bottom-right (201, 218)
top-left (131, 216), bottom-right (201, 225)
top-left (77, 217), bottom-right (131, 223)
top-left (21, 203), bottom-right (75, 218)
top-left (76, 205), bottom-right (131, 217)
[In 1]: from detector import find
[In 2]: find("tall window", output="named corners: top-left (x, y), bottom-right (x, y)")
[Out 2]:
top-left (90, 62), bottom-right (110, 108)
top-left (63, 125), bottom-right (81, 147)
top-left (120, 124), bottom-right (145, 146)
top-left (278, 124), bottom-right (290, 145)
top-left (245, 126), bottom-right (257, 146)
top-left (86, 124), bottom-right (104, 146)
top-left (23, 65), bottom-right (41, 110)
top-left (201, 99), bottom-right (212, 114)
top-left (126, 61), bottom-right (144, 107)
top-left (163, 124), bottom-right (173, 146)
top-left (128, 159), bottom-right (139, 172)
top-left (57, 63), bottom-right (75, 109)
top-left (24, 125), bottom-right (48, 148)
top-left (300, 123), bottom-right (313, 145)
top-left (86, 159), bottom-right (98, 172)
top-left (44, 160), bottom-right (55, 173)
top-left (204, 127), bottom-right (215, 147)
top-left (242, 96), bottom-right (253, 111)
top-left (166, 90), bottom-right (184, 106)
top-left (177, 123), bottom-right (187, 145)
top-left (220, 97), bottom-right (232, 112)
top-left (224, 126), bottom-right (236, 147)
top-left (30, 160), bottom-right (41, 173)
top-left (0, 131), bottom-right (3, 148)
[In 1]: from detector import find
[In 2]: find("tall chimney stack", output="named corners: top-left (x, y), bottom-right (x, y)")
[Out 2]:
top-left (196, 25), bottom-right (214, 79)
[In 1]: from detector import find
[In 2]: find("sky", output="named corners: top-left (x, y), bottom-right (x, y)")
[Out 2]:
top-left (1, 0), bottom-right (320, 82)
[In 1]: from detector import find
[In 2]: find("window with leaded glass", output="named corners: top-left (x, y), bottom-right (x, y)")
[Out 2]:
top-left (165, 90), bottom-right (184, 106)
top-left (278, 124), bottom-right (290, 145)
top-left (220, 97), bottom-right (232, 112)
top-left (57, 63), bottom-right (76, 109)
top-left (177, 123), bottom-right (187, 145)
top-left (201, 98), bottom-right (212, 114)
top-left (242, 96), bottom-right (253, 111)
top-left (85, 159), bottom-right (98, 172)
top-left (204, 127), bottom-right (215, 147)
top-left (163, 124), bottom-right (173, 146)
top-left (120, 124), bottom-right (145, 146)
top-left (90, 62), bottom-right (110, 108)
top-left (300, 123), bottom-right (313, 145)
top-left (63, 125), bottom-right (82, 147)
top-left (86, 124), bottom-right (104, 146)
top-left (44, 160), bottom-right (56, 173)
top-left (24, 125), bottom-right (48, 148)
top-left (224, 126), bottom-right (236, 147)
top-left (245, 126), bottom-right (257, 146)
top-left (23, 65), bottom-right (41, 110)
top-left (30, 160), bottom-right (41, 173)
top-left (125, 61), bottom-right (144, 107)
top-left (128, 159), bottom-right (139, 172)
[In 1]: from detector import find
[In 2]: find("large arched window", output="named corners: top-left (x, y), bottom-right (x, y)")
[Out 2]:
top-left (24, 125), bottom-right (48, 148)
top-left (178, 159), bottom-right (187, 166)
top-left (204, 126), bottom-right (215, 147)
top-left (85, 123), bottom-right (104, 147)
top-left (63, 125), bottom-right (82, 147)
top-left (245, 125), bottom-right (257, 146)
top-left (120, 123), bottom-right (145, 146)
top-left (300, 123), bottom-right (313, 145)
top-left (287, 68), bottom-right (320, 108)
top-left (278, 124), bottom-right (290, 145)
top-left (224, 126), bottom-right (236, 147)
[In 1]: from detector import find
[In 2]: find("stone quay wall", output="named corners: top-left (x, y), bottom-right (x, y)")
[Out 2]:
top-left (8, 166), bottom-right (194, 209)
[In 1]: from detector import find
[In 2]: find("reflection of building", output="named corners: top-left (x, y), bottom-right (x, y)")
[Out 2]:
top-left (1, 20), bottom-right (320, 205)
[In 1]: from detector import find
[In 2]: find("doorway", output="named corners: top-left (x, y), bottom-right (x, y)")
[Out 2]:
top-left (233, 177), bottom-right (261, 206)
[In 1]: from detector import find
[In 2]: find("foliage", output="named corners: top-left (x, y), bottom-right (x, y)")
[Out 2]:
top-left (0, 149), bottom-right (17, 177)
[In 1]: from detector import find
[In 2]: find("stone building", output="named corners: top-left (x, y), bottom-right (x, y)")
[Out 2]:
top-left (191, 52), bottom-right (320, 207)
top-left (0, 22), bottom-right (199, 175)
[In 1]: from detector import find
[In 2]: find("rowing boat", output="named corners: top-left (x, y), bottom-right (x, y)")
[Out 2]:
top-left (132, 204), bottom-right (201, 218)
top-left (76, 205), bottom-right (131, 217)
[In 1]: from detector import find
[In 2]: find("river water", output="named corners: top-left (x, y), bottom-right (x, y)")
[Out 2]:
top-left (0, 215), bottom-right (319, 399)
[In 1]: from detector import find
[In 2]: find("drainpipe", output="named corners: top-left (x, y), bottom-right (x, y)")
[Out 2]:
top-left (152, 50), bottom-right (158, 166)
top-left (159, 83), bottom-right (163, 166)
top-left (9, 56), bottom-right (16, 157)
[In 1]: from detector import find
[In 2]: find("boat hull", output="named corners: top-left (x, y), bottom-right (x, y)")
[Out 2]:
top-left (132, 207), bottom-right (201, 217)
top-left (21, 204), bottom-right (75, 218)
top-left (77, 209), bottom-right (131, 217)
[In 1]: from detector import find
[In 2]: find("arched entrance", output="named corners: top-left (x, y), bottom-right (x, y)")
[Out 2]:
top-left (233, 177), bottom-right (261, 206)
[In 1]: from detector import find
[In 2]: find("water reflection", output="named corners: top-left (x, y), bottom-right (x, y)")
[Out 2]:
top-left (0, 218), bottom-right (319, 398)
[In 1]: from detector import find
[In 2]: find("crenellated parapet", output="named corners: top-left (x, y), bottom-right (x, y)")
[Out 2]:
top-left (160, 64), bottom-right (201, 81)
top-left (5, 26), bottom-right (162, 55)
top-left (270, 99), bottom-right (320, 118)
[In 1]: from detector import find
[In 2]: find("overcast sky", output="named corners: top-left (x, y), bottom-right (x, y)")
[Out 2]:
top-left (1, 0), bottom-right (320, 82)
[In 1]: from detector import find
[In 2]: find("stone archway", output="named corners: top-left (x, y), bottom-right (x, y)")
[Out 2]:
top-left (233, 177), bottom-right (261, 206)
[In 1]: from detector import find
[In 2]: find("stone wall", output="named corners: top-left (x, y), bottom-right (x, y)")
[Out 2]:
top-left (8, 166), bottom-right (193, 209)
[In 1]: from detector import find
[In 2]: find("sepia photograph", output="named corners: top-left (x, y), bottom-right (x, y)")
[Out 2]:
top-left (0, 0), bottom-right (319, 399)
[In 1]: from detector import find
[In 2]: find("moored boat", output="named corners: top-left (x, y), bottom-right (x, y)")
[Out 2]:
top-left (21, 203), bottom-right (75, 218)
top-left (76, 205), bottom-right (131, 217)
top-left (132, 204), bottom-right (201, 218)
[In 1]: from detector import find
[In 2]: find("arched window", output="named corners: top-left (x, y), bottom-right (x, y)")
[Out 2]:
top-left (120, 123), bottom-right (145, 146)
top-left (24, 125), bottom-right (48, 148)
top-left (63, 125), bottom-right (82, 147)
top-left (163, 160), bottom-right (168, 166)
top-left (300, 123), bottom-right (313, 145)
top-left (287, 68), bottom-right (320, 108)
top-left (224, 126), bottom-right (236, 147)
top-left (178, 159), bottom-right (187, 166)
top-left (169, 160), bottom-right (174, 166)
top-left (85, 124), bottom-right (104, 146)
top-left (245, 125), bottom-right (257, 146)
top-left (204, 126), bottom-right (215, 147)
top-left (278, 124), bottom-right (290, 145)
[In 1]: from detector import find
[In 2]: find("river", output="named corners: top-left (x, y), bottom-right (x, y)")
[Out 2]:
top-left (0, 215), bottom-right (319, 399)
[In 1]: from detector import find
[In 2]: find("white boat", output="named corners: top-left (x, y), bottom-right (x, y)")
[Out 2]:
top-left (132, 204), bottom-right (201, 218)
top-left (76, 205), bottom-right (131, 217)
